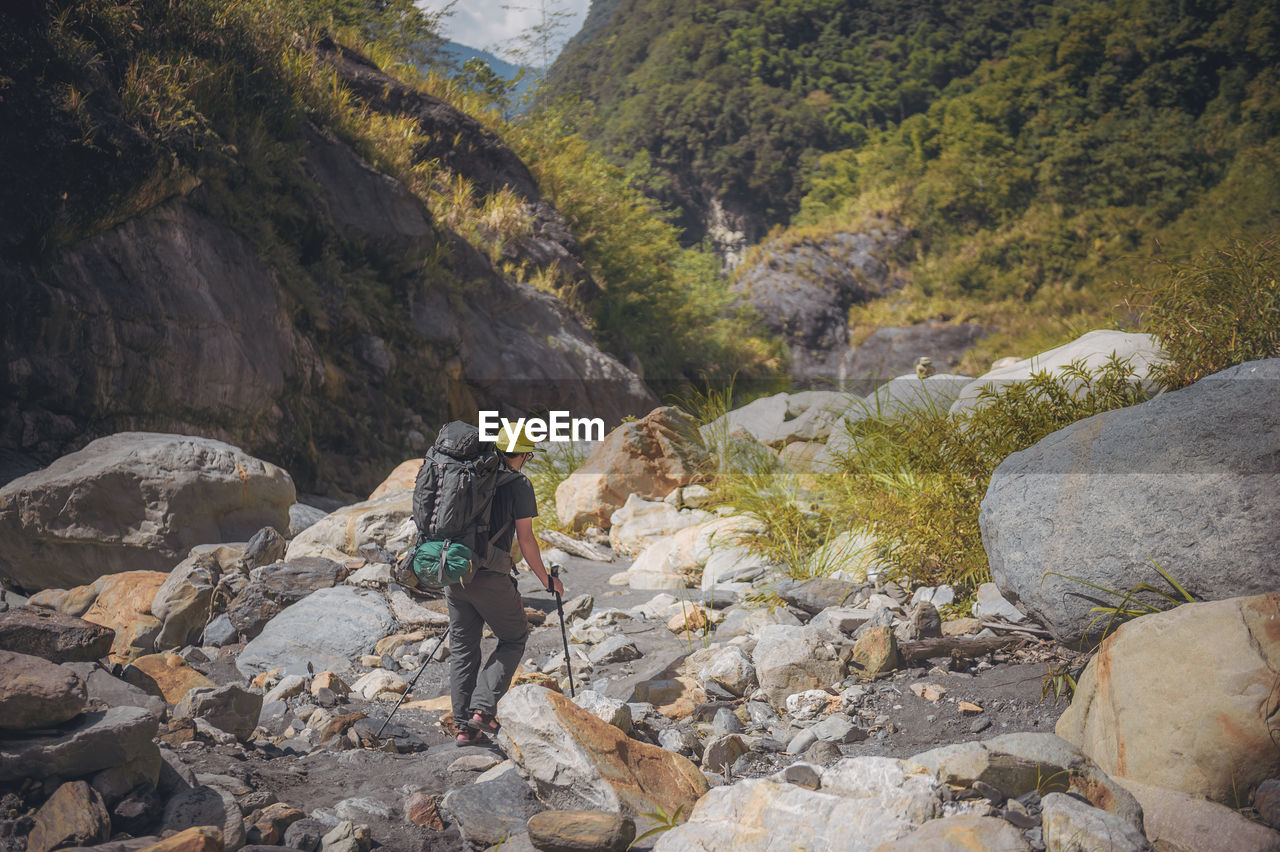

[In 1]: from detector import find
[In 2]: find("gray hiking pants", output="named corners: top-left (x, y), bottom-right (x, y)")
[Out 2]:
top-left (445, 569), bottom-right (529, 721)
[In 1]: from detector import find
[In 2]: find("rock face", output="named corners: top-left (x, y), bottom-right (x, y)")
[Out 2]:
top-left (2, 39), bottom-right (655, 501)
top-left (731, 228), bottom-right (906, 384)
top-left (496, 685), bottom-right (708, 817)
top-left (0, 433), bottom-right (295, 592)
top-left (841, 323), bottom-right (988, 392)
top-left (980, 358), bottom-right (1280, 644)
top-left (556, 407), bottom-right (709, 531)
top-left (1056, 594), bottom-right (1280, 807)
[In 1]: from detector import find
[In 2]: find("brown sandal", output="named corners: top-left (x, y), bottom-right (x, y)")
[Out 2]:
top-left (455, 728), bottom-right (489, 747)
top-left (465, 710), bottom-right (500, 735)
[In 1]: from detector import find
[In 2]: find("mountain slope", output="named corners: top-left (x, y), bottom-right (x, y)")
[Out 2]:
top-left (0, 0), bottom-right (656, 497)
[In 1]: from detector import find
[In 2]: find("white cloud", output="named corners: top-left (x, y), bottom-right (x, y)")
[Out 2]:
top-left (429, 0), bottom-right (590, 62)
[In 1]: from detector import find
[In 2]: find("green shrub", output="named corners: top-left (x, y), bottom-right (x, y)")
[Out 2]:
top-left (1130, 237), bottom-right (1280, 390)
top-left (523, 441), bottom-right (593, 534)
top-left (829, 357), bottom-right (1150, 593)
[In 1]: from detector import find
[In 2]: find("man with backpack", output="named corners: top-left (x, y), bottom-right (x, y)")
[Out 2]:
top-left (401, 419), bottom-right (564, 746)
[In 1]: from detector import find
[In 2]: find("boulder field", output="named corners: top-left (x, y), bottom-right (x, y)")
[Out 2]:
top-left (0, 349), bottom-right (1276, 851)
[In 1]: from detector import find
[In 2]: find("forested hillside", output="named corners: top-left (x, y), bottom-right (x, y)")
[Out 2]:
top-left (550, 0), bottom-right (1279, 366)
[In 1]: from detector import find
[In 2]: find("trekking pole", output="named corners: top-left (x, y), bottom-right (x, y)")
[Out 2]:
top-left (550, 563), bottom-right (575, 697)
top-left (376, 629), bottom-right (448, 738)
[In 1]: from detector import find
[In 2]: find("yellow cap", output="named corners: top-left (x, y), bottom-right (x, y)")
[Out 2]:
top-left (494, 423), bottom-right (542, 453)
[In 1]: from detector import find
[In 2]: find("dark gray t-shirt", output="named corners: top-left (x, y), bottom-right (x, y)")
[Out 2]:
top-left (489, 471), bottom-right (537, 556)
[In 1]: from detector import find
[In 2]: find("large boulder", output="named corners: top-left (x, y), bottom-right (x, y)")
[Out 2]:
top-left (980, 358), bottom-right (1280, 644)
top-left (496, 685), bottom-right (708, 817)
top-left (1056, 594), bottom-right (1280, 807)
top-left (907, 732), bottom-right (1143, 830)
top-left (607, 495), bottom-right (710, 558)
top-left (0, 650), bottom-right (87, 730)
top-left (0, 705), bottom-right (159, 783)
top-left (0, 607), bottom-right (114, 662)
top-left (237, 585), bottom-right (396, 679)
top-left (950, 329), bottom-right (1166, 415)
top-left (654, 756), bottom-right (940, 851)
top-left (225, 557), bottom-right (348, 641)
top-left (556, 407), bottom-right (709, 531)
top-left (752, 625), bottom-right (851, 710)
top-left (0, 433), bottom-right (295, 592)
top-left (284, 492), bottom-right (415, 562)
top-left (368, 459), bottom-right (422, 500)
top-left (151, 545), bottom-right (244, 651)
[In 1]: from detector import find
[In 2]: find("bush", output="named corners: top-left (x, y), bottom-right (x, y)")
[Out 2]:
top-left (1131, 238), bottom-right (1280, 390)
top-left (828, 357), bottom-right (1150, 593)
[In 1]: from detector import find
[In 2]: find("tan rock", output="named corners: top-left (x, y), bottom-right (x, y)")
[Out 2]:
top-left (81, 570), bottom-right (168, 663)
top-left (406, 791), bottom-right (444, 829)
top-left (873, 815), bottom-right (1031, 851)
top-left (26, 781), bottom-right (111, 852)
top-left (668, 605), bottom-right (709, 635)
top-left (369, 459), bottom-right (422, 500)
top-left (122, 652), bottom-right (216, 703)
top-left (555, 406), bottom-right (709, 531)
top-left (527, 810), bottom-right (636, 852)
top-left (910, 682), bottom-right (946, 702)
top-left (401, 695), bottom-right (452, 712)
top-left (958, 701), bottom-right (983, 715)
top-left (284, 491), bottom-right (414, 562)
top-left (28, 589), bottom-right (68, 611)
top-left (941, 617), bottom-right (982, 636)
top-left (0, 650), bottom-right (87, 730)
top-left (248, 802), bottom-right (304, 845)
top-left (512, 671), bottom-right (562, 692)
top-left (1056, 593), bottom-right (1280, 806)
top-left (1116, 776), bottom-right (1280, 852)
top-left (498, 685), bottom-right (708, 817)
top-left (61, 584), bottom-right (99, 617)
top-left (136, 826), bottom-right (224, 851)
top-left (311, 670), bottom-right (351, 697)
top-left (633, 675), bottom-right (706, 720)
top-left (851, 625), bottom-right (899, 678)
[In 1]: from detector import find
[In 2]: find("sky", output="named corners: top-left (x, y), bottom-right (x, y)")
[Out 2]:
top-left (430, 0), bottom-right (592, 64)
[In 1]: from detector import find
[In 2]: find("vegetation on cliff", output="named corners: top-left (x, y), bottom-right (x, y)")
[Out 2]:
top-left (550, 0), bottom-right (1279, 367)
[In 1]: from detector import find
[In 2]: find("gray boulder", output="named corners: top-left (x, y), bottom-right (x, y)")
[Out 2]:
top-left (62, 662), bottom-right (166, 719)
top-left (1042, 791), bottom-right (1153, 852)
top-left (161, 785), bottom-right (246, 850)
top-left (237, 585), bottom-right (396, 678)
top-left (730, 228), bottom-right (906, 384)
top-left (981, 358), bottom-right (1280, 644)
top-left (225, 557), bottom-right (348, 641)
top-left (752, 625), bottom-right (850, 710)
top-left (441, 771), bottom-right (545, 850)
top-left (0, 705), bottom-right (159, 783)
top-left (173, 684), bottom-right (262, 742)
top-left (0, 433), bottom-right (295, 592)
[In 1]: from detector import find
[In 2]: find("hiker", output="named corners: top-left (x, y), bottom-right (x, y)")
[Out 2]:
top-left (448, 422), bottom-right (564, 746)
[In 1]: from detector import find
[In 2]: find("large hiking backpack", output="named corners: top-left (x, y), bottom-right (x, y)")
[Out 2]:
top-left (403, 421), bottom-right (515, 589)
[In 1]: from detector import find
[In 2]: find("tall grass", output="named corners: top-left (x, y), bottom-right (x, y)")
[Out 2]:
top-left (1129, 237), bottom-right (1280, 390)
top-left (827, 357), bottom-right (1150, 593)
